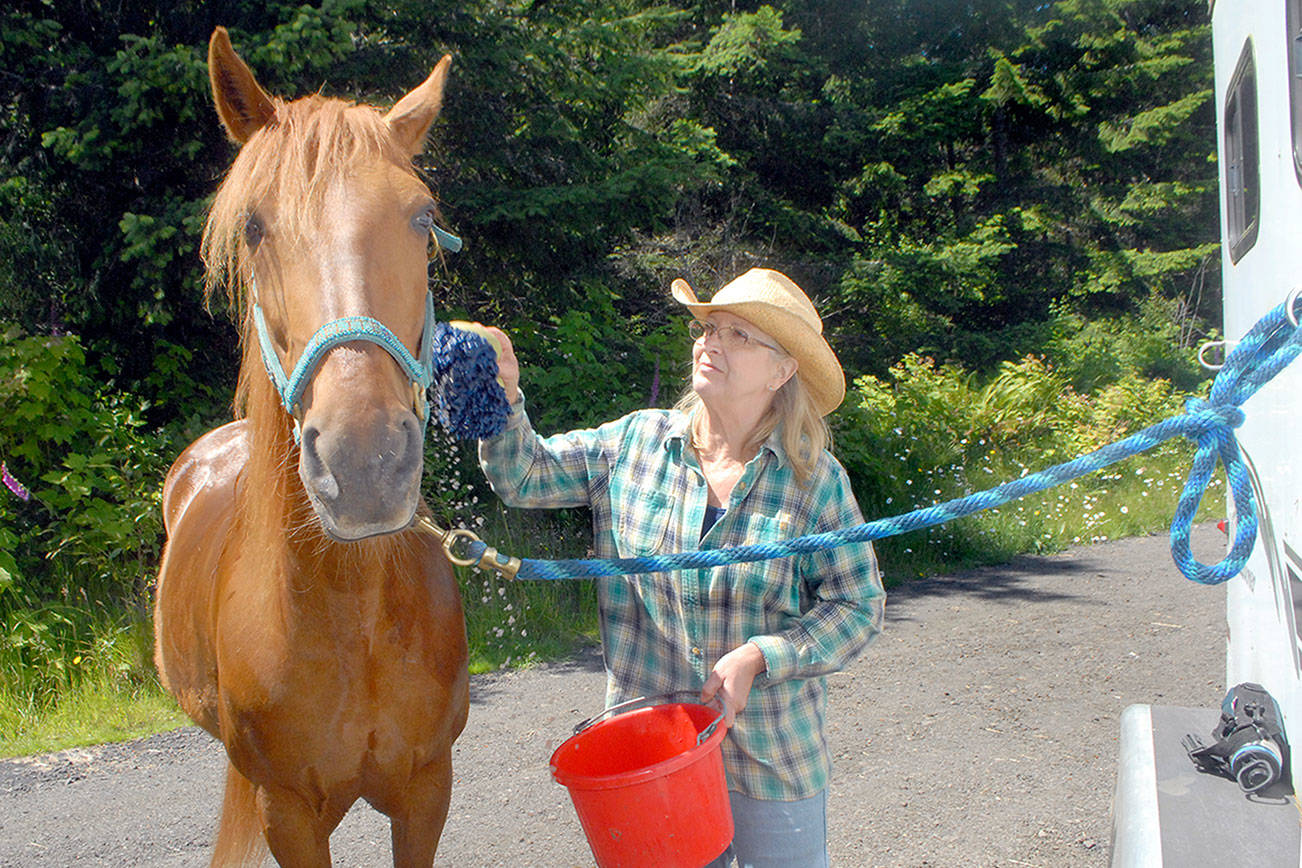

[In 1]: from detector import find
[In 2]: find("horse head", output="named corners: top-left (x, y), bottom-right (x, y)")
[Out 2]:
top-left (202, 27), bottom-right (453, 542)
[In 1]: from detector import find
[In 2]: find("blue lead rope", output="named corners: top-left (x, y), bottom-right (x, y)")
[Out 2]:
top-left (449, 300), bottom-right (1301, 585)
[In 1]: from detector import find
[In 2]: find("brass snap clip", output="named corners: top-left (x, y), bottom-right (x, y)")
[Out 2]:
top-left (417, 517), bottom-right (522, 580)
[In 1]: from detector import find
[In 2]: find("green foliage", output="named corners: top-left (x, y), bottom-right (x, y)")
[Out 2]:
top-left (696, 5), bottom-right (802, 78)
top-left (457, 504), bottom-right (600, 672)
top-left (0, 0), bottom-right (1222, 384)
top-left (0, 172), bottom-right (78, 332)
top-left (507, 282), bottom-right (687, 432)
top-left (1, 604), bottom-right (112, 709)
top-left (1045, 293), bottom-right (1210, 392)
top-left (0, 325), bottom-right (169, 605)
top-left (0, 605), bottom-right (171, 753)
top-left (418, 428), bottom-right (599, 673)
top-left (1, 669), bottom-right (187, 759)
top-left (0, 0), bottom-right (1237, 750)
top-left (0, 1), bottom-right (372, 394)
top-left (819, 0), bottom-right (1217, 374)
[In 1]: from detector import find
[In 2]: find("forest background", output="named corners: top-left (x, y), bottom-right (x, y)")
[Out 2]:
top-left (0, 0), bottom-right (1226, 752)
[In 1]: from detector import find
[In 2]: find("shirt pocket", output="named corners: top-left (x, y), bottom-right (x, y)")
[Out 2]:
top-left (720, 513), bottom-right (800, 620)
top-left (615, 489), bottom-right (672, 557)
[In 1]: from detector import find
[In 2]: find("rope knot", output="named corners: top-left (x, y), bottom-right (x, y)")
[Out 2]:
top-left (1182, 396), bottom-right (1244, 441)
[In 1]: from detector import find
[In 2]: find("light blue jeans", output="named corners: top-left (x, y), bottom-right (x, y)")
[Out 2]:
top-left (702, 789), bottom-right (829, 868)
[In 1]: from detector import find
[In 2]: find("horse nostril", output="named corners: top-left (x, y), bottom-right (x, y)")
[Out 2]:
top-left (398, 413), bottom-right (424, 471)
top-left (299, 424), bottom-right (340, 500)
top-left (402, 413), bottom-right (421, 450)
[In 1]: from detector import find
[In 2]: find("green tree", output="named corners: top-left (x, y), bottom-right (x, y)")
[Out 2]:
top-left (0, 0), bottom-right (1222, 615)
top-left (827, 0), bottom-right (1217, 372)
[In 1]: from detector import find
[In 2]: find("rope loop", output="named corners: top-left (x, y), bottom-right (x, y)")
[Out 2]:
top-left (1168, 395), bottom-right (1257, 586)
top-left (1166, 301), bottom-right (1301, 583)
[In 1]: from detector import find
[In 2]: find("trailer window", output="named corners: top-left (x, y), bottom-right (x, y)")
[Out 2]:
top-left (1224, 38), bottom-right (1259, 263)
top-left (1290, 0), bottom-right (1302, 184)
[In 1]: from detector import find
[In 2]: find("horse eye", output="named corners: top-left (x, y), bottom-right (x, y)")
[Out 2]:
top-left (412, 206), bottom-right (435, 232)
top-left (244, 214), bottom-right (264, 250)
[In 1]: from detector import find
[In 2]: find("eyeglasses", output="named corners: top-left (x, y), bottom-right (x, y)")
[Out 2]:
top-left (688, 320), bottom-right (783, 353)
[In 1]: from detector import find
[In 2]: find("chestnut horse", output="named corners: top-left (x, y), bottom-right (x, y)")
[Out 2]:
top-left (154, 28), bottom-right (468, 867)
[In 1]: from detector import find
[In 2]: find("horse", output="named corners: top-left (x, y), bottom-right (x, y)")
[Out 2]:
top-left (153, 28), bottom-right (469, 867)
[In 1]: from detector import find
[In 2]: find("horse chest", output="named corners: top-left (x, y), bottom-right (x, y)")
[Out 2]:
top-left (259, 615), bottom-right (436, 703)
top-left (222, 588), bottom-right (441, 719)
top-left (222, 620), bottom-right (449, 790)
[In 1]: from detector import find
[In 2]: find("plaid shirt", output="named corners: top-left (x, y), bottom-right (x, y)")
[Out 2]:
top-left (479, 395), bottom-right (884, 799)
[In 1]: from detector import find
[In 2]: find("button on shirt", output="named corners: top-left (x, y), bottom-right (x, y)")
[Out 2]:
top-left (478, 394), bottom-right (885, 799)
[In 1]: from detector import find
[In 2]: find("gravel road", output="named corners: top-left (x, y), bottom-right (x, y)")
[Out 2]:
top-left (0, 525), bottom-right (1227, 867)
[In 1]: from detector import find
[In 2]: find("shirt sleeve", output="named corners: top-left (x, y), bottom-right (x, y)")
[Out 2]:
top-left (476, 390), bottom-right (610, 509)
top-left (747, 461), bottom-right (885, 685)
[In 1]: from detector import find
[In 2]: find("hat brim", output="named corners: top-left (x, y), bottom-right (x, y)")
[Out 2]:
top-left (672, 278), bottom-right (845, 416)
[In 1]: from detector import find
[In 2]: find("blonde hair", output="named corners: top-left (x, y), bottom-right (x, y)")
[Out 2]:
top-left (674, 372), bottom-right (830, 487)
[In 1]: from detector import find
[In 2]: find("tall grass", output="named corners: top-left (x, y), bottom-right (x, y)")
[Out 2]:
top-left (0, 601), bottom-right (186, 756)
top-left (456, 504), bottom-right (601, 672)
top-left (865, 444), bottom-right (1225, 584)
top-left (835, 350), bottom-right (1225, 584)
top-left (423, 427), bottom-right (603, 673)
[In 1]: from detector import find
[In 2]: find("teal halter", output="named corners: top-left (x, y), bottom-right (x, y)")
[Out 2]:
top-left (251, 227), bottom-right (461, 440)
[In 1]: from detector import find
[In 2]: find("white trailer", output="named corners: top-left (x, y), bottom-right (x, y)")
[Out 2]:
top-left (1110, 0), bottom-right (1302, 863)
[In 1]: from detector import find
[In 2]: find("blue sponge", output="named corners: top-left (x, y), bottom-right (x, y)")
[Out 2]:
top-left (430, 322), bottom-right (510, 439)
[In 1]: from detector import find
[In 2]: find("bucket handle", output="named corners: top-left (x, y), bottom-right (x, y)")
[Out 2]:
top-left (574, 690), bottom-right (727, 747)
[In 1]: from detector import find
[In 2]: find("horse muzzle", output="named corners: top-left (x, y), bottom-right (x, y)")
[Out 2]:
top-left (298, 409), bottom-right (425, 541)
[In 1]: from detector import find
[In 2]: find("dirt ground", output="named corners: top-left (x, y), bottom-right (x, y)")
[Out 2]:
top-left (0, 525), bottom-right (1227, 867)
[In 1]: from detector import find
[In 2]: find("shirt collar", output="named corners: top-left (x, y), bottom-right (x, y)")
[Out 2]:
top-left (662, 411), bottom-right (789, 469)
top-left (663, 411), bottom-right (691, 461)
top-left (761, 429), bottom-right (789, 469)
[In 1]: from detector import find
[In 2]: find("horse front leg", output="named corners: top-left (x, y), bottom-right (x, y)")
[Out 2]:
top-left (388, 750), bottom-right (454, 867)
top-left (256, 783), bottom-right (340, 868)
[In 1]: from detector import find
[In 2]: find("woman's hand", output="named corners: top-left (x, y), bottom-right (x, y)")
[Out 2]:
top-left (480, 325), bottom-right (519, 405)
top-left (701, 642), bottom-right (767, 727)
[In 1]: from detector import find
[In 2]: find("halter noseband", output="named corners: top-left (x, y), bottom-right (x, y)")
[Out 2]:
top-left (251, 226), bottom-right (461, 441)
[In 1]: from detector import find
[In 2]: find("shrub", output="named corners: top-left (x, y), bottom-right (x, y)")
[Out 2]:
top-left (504, 281), bottom-right (686, 432)
top-left (1045, 295), bottom-right (1209, 393)
top-left (0, 325), bottom-right (170, 606)
top-left (0, 324), bottom-right (172, 725)
top-left (833, 329), bottom-right (1217, 584)
top-left (422, 412), bottom-right (600, 672)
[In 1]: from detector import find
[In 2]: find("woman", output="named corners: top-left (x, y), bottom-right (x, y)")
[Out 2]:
top-left (478, 268), bottom-right (884, 867)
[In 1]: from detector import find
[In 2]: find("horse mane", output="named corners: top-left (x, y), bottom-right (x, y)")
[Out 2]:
top-left (200, 93), bottom-right (428, 568)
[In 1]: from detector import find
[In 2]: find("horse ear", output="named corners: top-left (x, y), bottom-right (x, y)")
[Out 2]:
top-left (208, 27), bottom-right (277, 144)
top-left (385, 55), bottom-right (452, 157)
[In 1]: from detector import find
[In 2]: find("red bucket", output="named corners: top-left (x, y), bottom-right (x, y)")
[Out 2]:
top-left (550, 693), bottom-right (733, 868)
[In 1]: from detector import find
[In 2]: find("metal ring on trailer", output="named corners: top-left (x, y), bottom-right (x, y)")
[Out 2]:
top-left (1198, 340), bottom-right (1235, 371)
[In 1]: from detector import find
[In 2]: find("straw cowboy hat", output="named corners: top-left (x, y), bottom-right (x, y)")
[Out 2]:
top-left (671, 268), bottom-right (846, 416)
